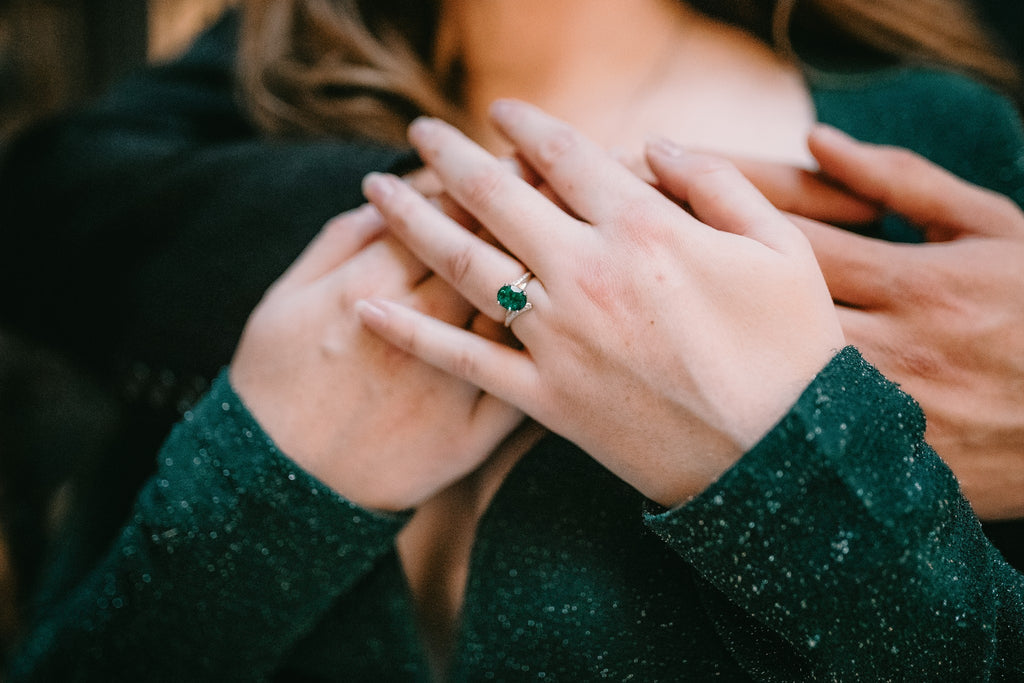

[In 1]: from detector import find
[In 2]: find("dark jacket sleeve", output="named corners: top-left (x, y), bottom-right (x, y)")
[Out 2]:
top-left (646, 347), bottom-right (1024, 681)
top-left (0, 13), bottom-right (413, 379)
top-left (6, 370), bottom-right (410, 683)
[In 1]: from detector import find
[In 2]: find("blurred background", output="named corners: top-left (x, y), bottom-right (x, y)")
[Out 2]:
top-left (0, 0), bottom-right (234, 139)
top-left (0, 0), bottom-right (233, 667)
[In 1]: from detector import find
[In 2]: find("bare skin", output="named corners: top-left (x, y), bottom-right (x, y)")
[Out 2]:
top-left (715, 126), bottom-right (1024, 520)
top-left (440, 0), bottom-right (816, 163)
top-left (233, 1), bottom-right (822, 673)
top-left (392, 1), bottom-right (821, 669)
top-left (363, 103), bottom-right (843, 674)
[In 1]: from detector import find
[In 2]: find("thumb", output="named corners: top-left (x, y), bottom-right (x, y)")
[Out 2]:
top-left (277, 203), bottom-right (386, 289)
top-left (808, 125), bottom-right (1024, 241)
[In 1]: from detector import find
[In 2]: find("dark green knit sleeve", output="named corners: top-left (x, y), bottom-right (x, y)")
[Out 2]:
top-left (7, 370), bottom-right (409, 683)
top-left (645, 347), bottom-right (1024, 681)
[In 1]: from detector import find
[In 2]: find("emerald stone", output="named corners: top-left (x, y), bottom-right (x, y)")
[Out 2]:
top-left (497, 284), bottom-right (528, 311)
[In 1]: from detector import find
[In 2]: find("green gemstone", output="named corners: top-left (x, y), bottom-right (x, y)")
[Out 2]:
top-left (497, 284), bottom-right (528, 311)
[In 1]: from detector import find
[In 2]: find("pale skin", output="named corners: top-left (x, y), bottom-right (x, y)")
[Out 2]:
top-left (229, 206), bottom-right (526, 512)
top-left (358, 100), bottom-right (846, 506)
top-left (233, 0), bottom-right (819, 666)
top-left (439, 0), bottom-right (816, 163)
top-left (409, 2), bottom-right (821, 661)
top-left (227, 0), bottom-right (1024, 671)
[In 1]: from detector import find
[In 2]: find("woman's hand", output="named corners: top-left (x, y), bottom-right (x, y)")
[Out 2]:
top-left (677, 126), bottom-right (1024, 520)
top-left (357, 100), bottom-right (845, 507)
top-left (230, 204), bottom-right (523, 512)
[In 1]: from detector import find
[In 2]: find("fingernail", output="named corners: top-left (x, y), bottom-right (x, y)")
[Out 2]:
top-left (646, 135), bottom-right (686, 158)
top-left (810, 123), bottom-right (852, 145)
top-left (362, 172), bottom-right (396, 201)
top-left (489, 98), bottom-right (522, 123)
top-left (408, 116), bottom-right (441, 144)
top-left (355, 299), bottom-right (388, 325)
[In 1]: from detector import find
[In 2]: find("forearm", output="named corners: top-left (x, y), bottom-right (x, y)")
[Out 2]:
top-left (7, 371), bottom-right (408, 682)
top-left (646, 347), bottom-right (1024, 679)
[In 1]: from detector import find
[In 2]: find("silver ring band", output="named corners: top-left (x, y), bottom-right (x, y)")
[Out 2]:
top-left (497, 272), bottom-right (533, 328)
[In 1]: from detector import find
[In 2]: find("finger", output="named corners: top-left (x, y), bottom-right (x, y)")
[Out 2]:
top-left (320, 233), bottom-right (431, 300)
top-left (430, 157), bottom-right (537, 229)
top-left (789, 214), bottom-right (902, 309)
top-left (363, 172), bottom-right (551, 329)
top-left (645, 141), bottom-right (798, 250)
top-left (809, 125), bottom-right (1024, 240)
top-left (463, 392), bottom-right (527, 463)
top-left (406, 116), bottom-right (582, 274)
top-left (402, 274), bottom-right (475, 326)
top-left (402, 167), bottom-right (444, 197)
top-left (279, 204), bottom-right (386, 288)
top-left (356, 298), bottom-right (541, 411)
top-left (717, 155), bottom-right (881, 225)
top-left (469, 309), bottom-right (517, 346)
top-left (488, 99), bottom-right (675, 225)
top-left (610, 146), bottom-right (656, 184)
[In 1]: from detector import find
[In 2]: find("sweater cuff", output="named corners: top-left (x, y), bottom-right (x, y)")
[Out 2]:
top-left (154, 368), bottom-right (410, 598)
top-left (645, 346), bottom-right (943, 543)
top-left (643, 347), bottom-right (973, 672)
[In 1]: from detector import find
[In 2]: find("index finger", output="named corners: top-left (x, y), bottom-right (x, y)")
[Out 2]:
top-left (488, 99), bottom-right (677, 226)
top-left (276, 203), bottom-right (386, 289)
top-left (408, 116), bottom-right (583, 277)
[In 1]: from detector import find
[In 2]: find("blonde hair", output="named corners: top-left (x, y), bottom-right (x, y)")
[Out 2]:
top-left (238, 0), bottom-right (1019, 144)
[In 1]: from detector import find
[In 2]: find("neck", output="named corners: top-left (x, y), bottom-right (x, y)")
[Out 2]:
top-left (437, 0), bottom-right (701, 150)
top-left (436, 0), bottom-right (815, 165)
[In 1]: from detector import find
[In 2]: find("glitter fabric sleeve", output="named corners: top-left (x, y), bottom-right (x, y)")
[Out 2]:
top-left (645, 346), bottom-right (1024, 680)
top-left (8, 369), bottom-right (410, 682)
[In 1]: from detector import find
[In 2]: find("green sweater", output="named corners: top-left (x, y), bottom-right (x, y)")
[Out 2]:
top-left (6, 18), bottom-right (1024, 683)
top-left (10, 349), bottom-right (1024, 681)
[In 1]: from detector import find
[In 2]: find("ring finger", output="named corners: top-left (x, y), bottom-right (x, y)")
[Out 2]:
top-left (363, 171), bottom-right (550, 334)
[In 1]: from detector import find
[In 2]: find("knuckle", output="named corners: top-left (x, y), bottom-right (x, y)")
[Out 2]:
top-left (534, 124), bottom-right (579, 170)
top-left (449, 346), bottom-right (479, 380)
top-left (687, 161), bottom-right (737, 204)
top-left (461, 165), bottom-right (507, 207)
top-left (613, 200), bottom-right (672, 250)
top-left (887, 264), bottom-right (923, 300)
top-left (442, 241), bottom-right (476, 289)
top-left (573, 253), bottom-right (642, 316)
